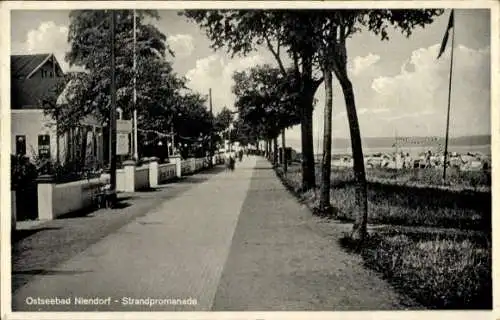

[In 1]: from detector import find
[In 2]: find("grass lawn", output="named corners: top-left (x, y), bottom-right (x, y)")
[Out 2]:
top-left (275, 162), bottom-right (492, 309)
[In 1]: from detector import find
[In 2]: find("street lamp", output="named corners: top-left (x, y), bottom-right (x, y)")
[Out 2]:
top-left (208, 88), bottom-right (213, 167)
top-left (108, 10), bottom-right (118, 206)
top-left (132, 9), bottom-right (139, 161)
top-left (228, 123), bottom-right (234, 152)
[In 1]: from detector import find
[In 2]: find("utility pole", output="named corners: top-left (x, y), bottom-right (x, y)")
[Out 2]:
top-left (441, 10), bottom-right (455, 183)
top-left (228, 124), bottom-right (232, 152)
top-left (109, 10), bottom-right (118, 202)
top-left (133, 9), bottom-right (139, 161)
top-left (209, 88), bottom-right (213, 167)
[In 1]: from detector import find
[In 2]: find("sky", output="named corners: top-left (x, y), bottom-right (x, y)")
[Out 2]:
top-left (10, 8), bottom-right (491, 150)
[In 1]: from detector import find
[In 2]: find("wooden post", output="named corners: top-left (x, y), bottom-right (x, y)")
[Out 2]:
top-left (109, 10), bottom-right (117, 201)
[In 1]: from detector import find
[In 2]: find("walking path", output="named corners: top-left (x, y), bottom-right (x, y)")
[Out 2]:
top-left (212, 158), bottom-right (418, 311)
top-left (12, 156), bottom-right (418, 311)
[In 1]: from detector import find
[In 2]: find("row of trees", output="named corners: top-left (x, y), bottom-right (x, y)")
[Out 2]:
top-left (232, 65), bottom-right (302, 166)
top-left (182, 9), bottom-right (444, 242)
top-left (43, 10), bottom-right (233, 165)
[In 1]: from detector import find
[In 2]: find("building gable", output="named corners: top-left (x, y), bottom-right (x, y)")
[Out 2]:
top-left (11, 54), bottom-right (49, 79)
top-left (11, 54), bottom-right (66, 110)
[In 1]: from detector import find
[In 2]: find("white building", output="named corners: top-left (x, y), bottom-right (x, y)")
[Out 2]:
top-left (11, 53), bottom-right (104, 168)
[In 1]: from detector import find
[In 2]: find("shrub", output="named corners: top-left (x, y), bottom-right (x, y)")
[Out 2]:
top-left (34, 158), bottom-right (102, 183)
top-left (11, 154), bottom-right (38, 190)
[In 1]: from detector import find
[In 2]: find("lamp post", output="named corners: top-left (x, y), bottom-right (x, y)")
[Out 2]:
top-left (228, 110), bottom-right (239, 152)
top-left (132, 9), bottom-right (139, 161)
top-left (228, 123), bottom-right (234, 152)
top-left (109, 10), bottom-right (118, 203)
top-left (209, 88), bottom-right (213, 167)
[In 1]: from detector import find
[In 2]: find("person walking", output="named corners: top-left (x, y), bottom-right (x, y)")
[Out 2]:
top-left (229, 150), bottom-right (236, 171)
top-left (225, 150), bottom-right (232, 171)
top-left (425, 150), bottom-right (432, 168)
top-left (404, 153), bottom-right (412, 169)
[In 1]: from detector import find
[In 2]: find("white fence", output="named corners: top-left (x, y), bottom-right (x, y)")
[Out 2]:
top-left (181, 159), bottom-right (193, 175)
top-left (116, 163), bottom-right (150, 192)
top-left (31, 156), bottom-right (217, 221)
top-left (135, 165), bottom-right (150, 190)
top-left (38, 176), bottom-right (110, 220)
top-left (158, 163), bottom-right (177, 184)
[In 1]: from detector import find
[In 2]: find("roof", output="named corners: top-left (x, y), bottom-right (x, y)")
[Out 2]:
top-left (11, 54), bottom-right (53, 79)
top-left (11, 53), bottom-right (66, 109)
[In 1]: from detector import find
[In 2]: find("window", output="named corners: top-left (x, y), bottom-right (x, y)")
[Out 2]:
top-left (38, 134), bottom-right (51, 159)
top-left (49, 71), bottom-right (54, 78)
top-left (41, 70), bottom-right (47, 78)
top-left (15, 135), bottom-right (26, 156)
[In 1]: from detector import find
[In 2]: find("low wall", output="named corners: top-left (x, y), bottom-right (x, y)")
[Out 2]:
top-left (35, 156), bottom-right (218, 220)
top-left (116, 164), bottom-right (150, 192)
top-left (158, 163), bottom-right (177, 184)
top-left (135, 165), bottom-right (150, 190)
top-left (116, 168), bottom-right (126, 192)
top-left (181, 160), bottom-right (192, 175)
top-left (194, 158), bottom-right (205, 171)
top-left (40, 176), bottom-right (109, 220)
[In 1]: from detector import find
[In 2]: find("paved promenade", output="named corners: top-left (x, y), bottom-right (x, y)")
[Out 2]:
top-left (12, 156), bottom-right (418, 311)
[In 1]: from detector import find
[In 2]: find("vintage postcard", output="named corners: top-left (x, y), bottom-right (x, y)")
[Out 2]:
top-left (1, 1), bottom-right (498, 319)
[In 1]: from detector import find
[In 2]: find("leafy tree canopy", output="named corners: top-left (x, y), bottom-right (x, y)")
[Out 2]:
top-left (233, 64), bottom-right (301, 140)
top-left (45, 10), bottom-right (183, 135)
top-left (214, 107), bottom-right (234, 133)
top-left (182, 9), bottom-right (443, 80)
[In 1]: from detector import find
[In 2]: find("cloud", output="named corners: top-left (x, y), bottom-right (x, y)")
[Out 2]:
top-left (286, 43), bottom-right (490, 148)
top-left (11, 20), bottom-right (89, 74)
top-left (348, 53), bottom-right (381, 76)
top-left (371, 43), bottom-right (490, 137)
top-left (185, 54), bottom-right (271, 114)
top-left (167, 34), bottom-right (195, 58)
top-left (12, 21), bottom-right (73, 72)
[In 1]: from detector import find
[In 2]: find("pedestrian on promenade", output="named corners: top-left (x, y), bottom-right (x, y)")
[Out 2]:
top-left (404, 153), bottom-right (412, 169)
top-left (225, 151), bottom-right (230, 171)
top-left (425, 150), bottom-right (432, 168)
top-left (231, 150), bottom-right (237, 169)
top-left (230, 155), bottom-right (235, 171)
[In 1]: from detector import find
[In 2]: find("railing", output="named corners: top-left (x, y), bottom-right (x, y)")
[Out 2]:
top-left (181, 160), bottom-right (192, 175)
top-left (135, 165), bottom-right (150, 190)
top-left (158, 163), bottom-right (177, 184)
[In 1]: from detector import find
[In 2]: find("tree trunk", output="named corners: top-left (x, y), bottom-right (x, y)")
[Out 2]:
top-left (56, 131), bottom-right (60, 164)
top-left (338, 73), bottom-right (368, 243)
top-left (282, 128), bottom-right (287, 173)
top-left (71, 128), bottom-right (77, 163)
top-left (319, 69), bottom-right (333, 212)
top-left (80, 127), bottom-right (88, 172)
top-left (273, 136), bottom-right (278, 166)
top-left (66, 128), bottom-right (72, 164)
top-left (270, 139), bottom-right (273, 161)
top-left (266, 140), bottom-right (271, 160)
top-left (300, 89), bottom-right (316, 191)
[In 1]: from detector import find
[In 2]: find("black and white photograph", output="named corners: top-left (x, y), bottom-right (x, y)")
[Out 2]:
top-left (2, 0), bottom-right (497, 318)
